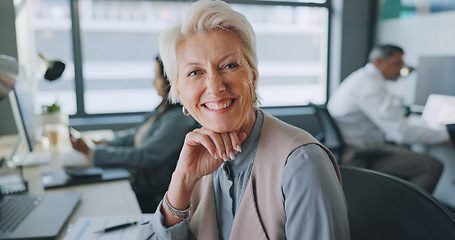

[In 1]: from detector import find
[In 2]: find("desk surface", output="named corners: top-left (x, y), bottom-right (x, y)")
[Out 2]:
top-left (0, 134), bottom-right (142, 240)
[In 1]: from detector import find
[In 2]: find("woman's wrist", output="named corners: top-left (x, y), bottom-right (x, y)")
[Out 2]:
top-left (162, 172), bottom-right (198, 226)
top-left (168, 171), bottom-right (198, 202)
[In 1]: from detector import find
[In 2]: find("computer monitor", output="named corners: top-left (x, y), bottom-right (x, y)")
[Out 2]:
top-left (413, 56), bottom-right (455, 107)
top-left (9, 90), bottom-right (35, 153)
top-left (7, 73), bottom-right (45, 166)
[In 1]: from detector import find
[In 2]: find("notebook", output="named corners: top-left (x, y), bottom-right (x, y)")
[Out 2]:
top-left (0, 190), bottom-right (81, 240)
top-left (42, 167), bottom-right (131, 189)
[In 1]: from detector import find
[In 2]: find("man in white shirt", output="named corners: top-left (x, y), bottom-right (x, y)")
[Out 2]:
top-left (328, 44), bottom-right (450, 193)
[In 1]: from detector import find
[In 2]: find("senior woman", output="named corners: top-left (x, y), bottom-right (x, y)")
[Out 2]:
top-left (139, 0), bottom-right (350, 239)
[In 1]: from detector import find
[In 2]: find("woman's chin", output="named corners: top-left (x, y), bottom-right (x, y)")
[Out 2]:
top-left (202, 122), bottom-right (234, 133)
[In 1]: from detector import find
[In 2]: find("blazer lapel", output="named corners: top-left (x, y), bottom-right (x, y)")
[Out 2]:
top-left (229, 175), bottom-right (269, 240)
top-left (189, 176), bottom-right (219, 240)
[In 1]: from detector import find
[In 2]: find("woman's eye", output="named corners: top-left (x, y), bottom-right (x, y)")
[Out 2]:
top-left (224, 63), bottom-right (239, 69)
top-left (188, 70), bottom-right (201, 76)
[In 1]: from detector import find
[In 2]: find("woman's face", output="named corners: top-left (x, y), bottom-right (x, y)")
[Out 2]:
top-left (153, 61), bottom-right (167, 98)
top-left (174, 30), bottom-right (256, 133)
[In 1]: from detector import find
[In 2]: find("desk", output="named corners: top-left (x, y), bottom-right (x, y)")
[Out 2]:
top-left (413, 143), bottom-right (455, 209)
top-left (0, 134), bottom-right (142, 240)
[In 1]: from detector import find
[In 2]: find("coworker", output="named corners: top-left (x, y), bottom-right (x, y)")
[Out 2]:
top-left (139, 1), bottom-right (350, 239)
top-left (328, 44), bottom-right (450, 193)
top-left (70, 55), bottom-right (199, 213)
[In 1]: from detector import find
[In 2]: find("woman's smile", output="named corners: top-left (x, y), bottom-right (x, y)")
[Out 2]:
top-left (203, 98), bottom-right (235, 111)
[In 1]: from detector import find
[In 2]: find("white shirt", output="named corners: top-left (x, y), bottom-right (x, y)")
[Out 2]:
top-left (328, 63), bottom-right (449, 148)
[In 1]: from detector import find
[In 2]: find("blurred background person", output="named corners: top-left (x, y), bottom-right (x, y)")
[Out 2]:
top-left (70, 55), bottom-right (199, 213)
top-left (328, 44), bottom-right (450, 194)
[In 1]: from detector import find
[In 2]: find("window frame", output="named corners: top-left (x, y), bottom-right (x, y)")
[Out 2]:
top-left (66, 0), bottom-right (332, 128)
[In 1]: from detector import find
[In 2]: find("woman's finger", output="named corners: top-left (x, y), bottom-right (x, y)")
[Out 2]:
top-left (185, 130), bottom-right (218, 159)
top-left (193, 128), bottom-right (226, 160)
top-left (229, 131), bottom-right (243, 155)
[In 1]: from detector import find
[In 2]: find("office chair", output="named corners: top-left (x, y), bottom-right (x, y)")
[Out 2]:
top-left (308, 102), bottom-right (346, 163)
top-left (447, 124), bottom-right (455, 149)
top-left (308, 103), bottom-right (390, 166)
top-left (340, 165), bottom-right (455, 240)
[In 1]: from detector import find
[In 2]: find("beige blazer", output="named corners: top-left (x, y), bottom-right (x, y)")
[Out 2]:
top-left (188, 111), bottom-right (341, 240)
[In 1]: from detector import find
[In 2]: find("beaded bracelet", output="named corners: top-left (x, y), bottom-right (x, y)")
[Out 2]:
top-left (163, 191), bottom-right (192, 219)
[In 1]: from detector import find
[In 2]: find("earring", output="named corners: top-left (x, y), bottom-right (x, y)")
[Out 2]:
top-left (182, 106), bottom-right (190, 116)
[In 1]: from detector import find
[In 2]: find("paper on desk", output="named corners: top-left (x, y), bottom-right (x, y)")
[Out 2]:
top-left (63, 214), bottom-right (153, 240)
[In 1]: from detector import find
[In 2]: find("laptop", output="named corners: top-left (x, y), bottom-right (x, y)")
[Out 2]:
top-left (0, 190), bottom-right (81, 240)
top-left (421, 94), bottom-right (455, 129)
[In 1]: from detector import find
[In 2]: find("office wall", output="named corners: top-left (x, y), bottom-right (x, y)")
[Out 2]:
top-left (329, 0), bottom-right (378, 96)
top-left (376, 10), bottom-right (455, 105)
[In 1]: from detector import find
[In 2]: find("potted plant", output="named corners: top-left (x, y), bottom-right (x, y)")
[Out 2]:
top-left (39, 102), bottom-right (68, 125)
top-left (38, 102), bottom-right (68, 148)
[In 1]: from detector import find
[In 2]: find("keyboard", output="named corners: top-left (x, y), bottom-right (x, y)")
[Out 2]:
top-left (65, 166), bottom-right (104, 179)
top-left (0, 195), bottom-right (43, 232)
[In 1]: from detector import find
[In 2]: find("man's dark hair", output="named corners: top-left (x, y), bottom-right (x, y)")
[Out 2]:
top-left (156, 55), bottom-right (169, 83)
top-left (368, 44), bottom-right (404, 62)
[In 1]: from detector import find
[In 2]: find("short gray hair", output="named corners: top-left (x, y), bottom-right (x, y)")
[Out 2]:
top-left (368, 44), bottom-right (404, 63)
top-left (159, 0), bottom-right (258, 104)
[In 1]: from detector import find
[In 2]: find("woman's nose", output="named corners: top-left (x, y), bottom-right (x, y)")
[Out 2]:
top-left (205, 72), bottom-right (226, 95)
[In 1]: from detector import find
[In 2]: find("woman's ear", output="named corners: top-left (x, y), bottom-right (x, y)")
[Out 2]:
top-left (170, 79), bottom-right (181, 96)
top-left (252, 71), bottom-right (258, 89)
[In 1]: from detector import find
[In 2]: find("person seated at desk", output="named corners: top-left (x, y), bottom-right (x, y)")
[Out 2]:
top-left (70, 55), bottom-right (199, 213)
top-left (328, 44), bottom-right (451, 194)
top-left (139, 1), bottom-right (350, 239)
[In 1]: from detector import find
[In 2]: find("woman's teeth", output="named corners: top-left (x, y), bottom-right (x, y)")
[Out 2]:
top-left (206, 101), bottom-right (232, 110)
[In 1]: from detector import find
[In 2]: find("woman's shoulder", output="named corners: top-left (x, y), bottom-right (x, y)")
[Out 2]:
top-left (261, 110), bottom-right (317, 144)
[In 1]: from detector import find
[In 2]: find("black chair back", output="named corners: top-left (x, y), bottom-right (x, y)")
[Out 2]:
top-left (447, 124), bottom-right (455, 148)
top-left (308, 102), bottom-right (346, 163)
top-left (340, 165), bottom-right (455, 240)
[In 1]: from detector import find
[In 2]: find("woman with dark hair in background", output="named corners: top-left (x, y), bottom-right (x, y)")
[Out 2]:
top-left (70, 55), bottom-right (199, 213)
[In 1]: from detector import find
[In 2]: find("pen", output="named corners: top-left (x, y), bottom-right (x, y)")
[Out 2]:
top-left (94, 221), bottom-right (138, 233)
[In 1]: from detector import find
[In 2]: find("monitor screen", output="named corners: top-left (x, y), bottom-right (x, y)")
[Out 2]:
top-left (413, 56), bottom-right (455, 106)
top-left (9, 75), bottom-right (38, 153)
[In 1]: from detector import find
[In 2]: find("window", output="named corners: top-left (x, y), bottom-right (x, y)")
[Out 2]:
top-left (31, 0), bottom-right (330, 117)
top-left (32, 0), bottom-right (75, 114)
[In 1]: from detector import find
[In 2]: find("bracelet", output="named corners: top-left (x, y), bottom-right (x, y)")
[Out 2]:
top-left (163, 191), bottom-right (191, 219)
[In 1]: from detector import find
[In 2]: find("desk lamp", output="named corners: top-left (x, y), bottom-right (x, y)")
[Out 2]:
top-left (0, 55), bottom-right (18, 164)
top-left (37, 53), bottom-right (66, 81)
top-left (0, 54), bottom-right (18, 101)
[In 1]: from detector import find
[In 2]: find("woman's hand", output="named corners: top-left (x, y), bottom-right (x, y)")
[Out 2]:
top-left (70, 136), bottom-right (93, 160)
top-left (162, 128), bottom-right (244, 227)
top-left (92, 139), bottom-right (108, 145)
top-left (178, 128), bottom-right (242, 182)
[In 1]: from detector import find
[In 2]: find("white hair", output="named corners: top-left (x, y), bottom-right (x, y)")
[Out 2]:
top-left (159, 0), bottom-right (258, 104)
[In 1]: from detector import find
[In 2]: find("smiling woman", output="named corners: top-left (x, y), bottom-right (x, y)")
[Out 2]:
top-left (174, 30), bottom-right (257, 134)
top-left (139, 1), bottom-right (350, 240)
